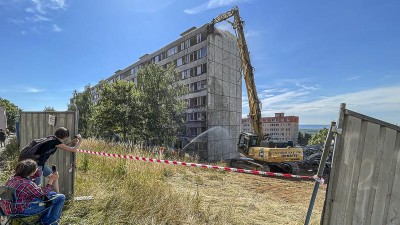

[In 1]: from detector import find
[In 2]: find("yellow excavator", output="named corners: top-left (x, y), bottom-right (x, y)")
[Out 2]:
top-left (209, 7), bottom-right (303, 174)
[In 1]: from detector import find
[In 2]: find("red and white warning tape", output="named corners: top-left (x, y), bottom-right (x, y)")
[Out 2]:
top-left (77, 149), bottom-right (317, 180)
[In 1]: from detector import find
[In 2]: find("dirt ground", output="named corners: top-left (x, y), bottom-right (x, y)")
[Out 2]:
top-left (169, 169), bottom-right (326, 225)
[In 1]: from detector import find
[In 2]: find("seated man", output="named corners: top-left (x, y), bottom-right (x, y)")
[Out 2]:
top-left (0, 159), bottom-right (65, 225)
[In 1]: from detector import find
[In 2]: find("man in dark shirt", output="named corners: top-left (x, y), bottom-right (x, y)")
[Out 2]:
top-left (21, 127), bottom-right (83, 189)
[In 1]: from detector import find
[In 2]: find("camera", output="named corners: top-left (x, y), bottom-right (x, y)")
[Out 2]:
top-left (52, 164), bottom-right (57, 173)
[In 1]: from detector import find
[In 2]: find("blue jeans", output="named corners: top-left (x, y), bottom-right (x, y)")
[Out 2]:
top-left (22, 193), bottom-right (65, 225)
top-left (34, 166), bottom-right (52, 186)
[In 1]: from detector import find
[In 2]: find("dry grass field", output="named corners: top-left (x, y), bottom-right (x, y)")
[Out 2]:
top-left (60, 139), bottom-right (326, 225)
top-left (0, 138), bottom-right (326, 224)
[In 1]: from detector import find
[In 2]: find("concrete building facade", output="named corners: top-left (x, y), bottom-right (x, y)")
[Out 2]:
top-left (241, 113), bottom-right (299, 144)
top-left (92, 24), bottom-right (242, 161)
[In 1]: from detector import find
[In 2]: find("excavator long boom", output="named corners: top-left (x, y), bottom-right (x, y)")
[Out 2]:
top-left (210, 7), bottom-right (263, 142)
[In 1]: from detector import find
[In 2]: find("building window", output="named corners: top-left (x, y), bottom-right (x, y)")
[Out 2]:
top-left (197, 65), bottom-right (202, 75)
top-left (167, 46), bottom-right (177, 57)
top-left (200, 96), bottom-right (207, 105)
top-left (200, 80), bottom-right (207, 89)
top-left (189, 37), bottom-right (196, 47)
top-left (203, 63), bottom-right (207, 73)
top-left (189, 98), bottom-right (198, 107)
top-left (190, 127), bottom-right (196, 136)
top-left (159, 51), bottom-right (166, 61)
top-left (177, 58), bottom-right (183, 67)
top-left (196, 33), bottom-right (202, 43)
top-left (197, 47), bottom-right (207, 59)
top-left (178, 42), bottom-right (184, 52)
top-left (181, 70), bottom-right (188, 80)
top-left (185, 39), bottom-right (190, 49)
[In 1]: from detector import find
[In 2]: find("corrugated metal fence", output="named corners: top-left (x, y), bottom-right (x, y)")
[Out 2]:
top-left (19, 111), bottom-right (77, 197)
top-left (322, 103), bottom-right (400, 225)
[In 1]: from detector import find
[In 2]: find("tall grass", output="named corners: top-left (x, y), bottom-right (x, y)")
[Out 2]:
top-left (62, 139), bottom-right (233, 224)
top-left (0, 137), bottom-right (19, 183)
top-left (0, 138), bottom-right (324, 224)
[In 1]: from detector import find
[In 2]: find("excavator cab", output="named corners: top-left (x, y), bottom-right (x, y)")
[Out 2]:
top-left (238, 132), bottom-right (259, 155)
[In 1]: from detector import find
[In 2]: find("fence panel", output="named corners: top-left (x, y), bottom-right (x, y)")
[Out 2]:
top-left (19, 111), bottom-right (77, 197)
top-left (322, 104), bottom-right (400, 225)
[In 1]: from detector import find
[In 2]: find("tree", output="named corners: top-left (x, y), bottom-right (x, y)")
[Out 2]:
top-left (0, 98), bottom-right (19, 132)
top-left (43, 106), bottom-right (56, 112)
top-left (92, 80), bottom-right (141, 141)
top-left (298, 131), bottom-right (312, 145)
top-left (68, 85), bottom-right (95, 138)
top-left (309, 128), bottom-right (329, 145)
top-left (298, 131), bottom-right (304, 145)
top-left (304, 133), bottom-right (312, 145)
top-left (136, 63), bottom-right (187, 146)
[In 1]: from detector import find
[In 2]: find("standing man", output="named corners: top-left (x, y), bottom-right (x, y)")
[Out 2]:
top-left (0, 128), bottom-right (6, 147)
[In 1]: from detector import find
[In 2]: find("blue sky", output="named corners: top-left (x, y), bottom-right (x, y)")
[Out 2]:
top-left (0, 0), bottom-right (399, 125)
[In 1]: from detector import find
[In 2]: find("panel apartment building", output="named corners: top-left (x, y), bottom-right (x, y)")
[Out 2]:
top-left (241, 113), bottom-right (299, 144)
top-left (92, 24), bottom-right (242, 161)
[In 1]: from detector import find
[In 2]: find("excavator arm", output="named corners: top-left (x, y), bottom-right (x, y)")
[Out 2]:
top-left (209, 6), bottom-right (263, 143)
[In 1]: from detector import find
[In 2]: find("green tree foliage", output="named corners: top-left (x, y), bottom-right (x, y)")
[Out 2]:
top-left (68, 85), bottom-right (95, 138)
top-left (43, 106), bottom-right (56, 112)
top-left (298, 131), bottom-right (312, 145)
top-left (0, 98), bottom-right (19, 132)
top-left (93, 80), bottom-right (141, 141)
top-left (309, 128), bottom-right (329, 145)
top-left (136, 63), bottom-right (187, 145)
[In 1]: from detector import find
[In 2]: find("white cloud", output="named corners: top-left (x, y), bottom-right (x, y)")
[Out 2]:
top-left (295, 82), bottom-right (318, 90)
top-left (28, 0), bottom-right (67, 14)
top-left (25, 14), bottom-right (50, 22)
top-left (245, 30), bottom-right (258, 38)
top-left (25, 87), bottom-right (45, 93)
top-left (6, 0), bottom-right (68, 34)
top-left (8, 18), bottom-right (25, 24)
top-left (242, 84), bottom-right (400, 124)
top-left (52, 24), bottom-right (62, 32)
top-left (184, 0), bottom-right (249, 14)
top-left (345, 75), bottom-right (361, 81)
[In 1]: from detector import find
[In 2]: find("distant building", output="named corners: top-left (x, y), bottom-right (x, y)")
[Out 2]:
top-left (241, 113), bottom-right (299, 144)
top-left (91, 24), bottom-right (242, 161)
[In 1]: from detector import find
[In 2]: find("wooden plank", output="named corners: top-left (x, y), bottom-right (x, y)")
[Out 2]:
top-left (38, 113), bottom-right (45, 138)
top-left (365, 126), bottom-right (387, 224)
top-left (27, 113), bottom-right (33, 147)
top-left (329, 116), bottom-right (362, 225)
top-left (385, 131), bottom-right (400, 225)
top-left (345, 109), bottom-right (400, 131)
top-left (66, 113), bottom-right (74, 194)
top-left (369, 128), bottom-right (396, 225)
top-left (20, 113), bottom-right (26, 148)
top-left (344, 119), bottom-right (368, 225)
top-left (352, 122), bottom-right (380, 225)
top-left (322, 104), bottom-right (347, 225)
top-left (32, 113), bottom-right (39, 139)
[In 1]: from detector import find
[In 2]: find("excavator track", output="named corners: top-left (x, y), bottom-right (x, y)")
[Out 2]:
top-left (229, 158), bottom-right (270, 172)
top-left (281, 162), bottom-right (300, 175)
